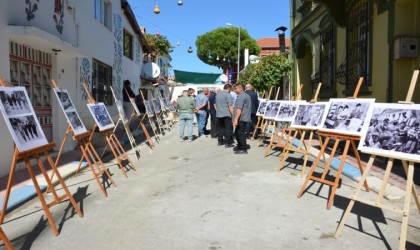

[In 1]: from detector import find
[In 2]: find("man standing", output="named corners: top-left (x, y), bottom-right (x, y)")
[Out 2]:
top-left (233, 84), bottom-right (251, 154)
top-left (176, 90), bottom-right (196, 142)
top-left (208, 89), bottom-right (220, 138)
top-left (215, 84), bottom-right (234, 147)
top-left (195, 88), bottom-right (209, 138)
top-left (245, 84), bottom-right (259, 136)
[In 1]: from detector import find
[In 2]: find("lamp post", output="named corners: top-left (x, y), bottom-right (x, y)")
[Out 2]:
top-left (226, 23), bottom-right (240, 82)
top-left (275, 26), bottom-right (287, 53)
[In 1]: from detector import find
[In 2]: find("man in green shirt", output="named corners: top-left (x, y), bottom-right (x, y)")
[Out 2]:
top-left (176, 90), bottom-right (196, 142)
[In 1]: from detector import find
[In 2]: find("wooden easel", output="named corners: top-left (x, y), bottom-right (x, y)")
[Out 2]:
top-left (50, 80), bottom-right (116, 197)
top-left (297, 77), bottom-right (370, 209)
top-left (151, 98), bottom-right (166, 135)
top-left (334, 70), bottom-right (420, 250)
top-left (277, 83), bottom-right (325, 177)
top-left (257, 87), bottom-right (282, 147)
top-left (251, 87), bottom-right (272, 141)
top-left (0, 78), bottom-right (83, 236)
top-left (137, 89), bottom-right (161, 144)
top-left (82, 84), bottom-right (137, 178)
top-left (103, 86), bottom-right (142, 162)
top-left (0, 226), bottom-right (13, 250)
top-left (263, 84), bottom-right (303, 154)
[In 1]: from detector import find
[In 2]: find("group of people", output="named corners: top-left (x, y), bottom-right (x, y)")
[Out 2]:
top-left (10, 117), bottom-right (39, 142)
top-left (176, 83), bottom-right (259, 155)
top-left (364, 110), bottom-right (420, 154)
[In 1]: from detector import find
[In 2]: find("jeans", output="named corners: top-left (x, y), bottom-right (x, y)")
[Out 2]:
top-left (210, 111), bottom-right (218, 138)
top-left (235, 121), bottom-right (247, 150)
top-left (217, 116), bottom-right (233, 144)
top-left (196, 111), bottom-right (207, 136)
top-left (179, 112), bottom-right (194, 140)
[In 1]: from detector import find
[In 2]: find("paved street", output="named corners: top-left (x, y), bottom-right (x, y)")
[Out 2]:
top-left (1, 128), bottom-right (420, 250)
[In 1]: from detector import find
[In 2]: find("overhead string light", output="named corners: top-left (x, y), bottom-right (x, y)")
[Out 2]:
top-left (177, 0), bottom-right (183, 6)
top-left (154, 0), bottom-right (160, 14)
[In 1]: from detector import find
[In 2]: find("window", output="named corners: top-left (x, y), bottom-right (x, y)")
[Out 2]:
top-left (94, 0), bottom-right (112, 30)
top-left (123, 30), bottom-right (133, 59)
top-left (319, 20), bottom-right (336, 95)
top-left (92, 59), bottom-right (113, 105)
top-left (336, 0), bottom-right (371, 90)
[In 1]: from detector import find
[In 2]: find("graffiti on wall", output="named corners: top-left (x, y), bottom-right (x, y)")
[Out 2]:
top-left (53, 0), bottom-right (64, 34)
top-left (25, 0), bottom-right (40, 21)
top-left (79, 58), bottom-right (91, 101)
top-left (113, 13), bottom-right (123, 98)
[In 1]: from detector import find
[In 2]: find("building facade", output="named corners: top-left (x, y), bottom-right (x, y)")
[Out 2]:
top-left (0, 0), bottom-right (149, 177)
top-left (290, 0), bottom-right (420, 102)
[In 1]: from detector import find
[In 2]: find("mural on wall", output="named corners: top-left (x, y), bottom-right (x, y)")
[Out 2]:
top-left (53, 0), bottom-right (64, 34)
top-left (135, 40), bottom-right (141, 65)
top-left (113, 13), bottom-right (123, 99)
top-left (79, 58), bottom-right (92, 101)
top-left (25, 0), bottom-right (40, 21)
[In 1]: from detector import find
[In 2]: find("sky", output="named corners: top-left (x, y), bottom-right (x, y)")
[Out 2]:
top-left (130, 0), bottom-right (290, 74)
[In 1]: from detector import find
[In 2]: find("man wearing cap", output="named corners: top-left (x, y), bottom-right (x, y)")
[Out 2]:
top-left (176, 90), bottom-right (196, 142)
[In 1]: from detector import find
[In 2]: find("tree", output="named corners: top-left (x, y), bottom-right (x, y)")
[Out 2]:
top-left (145, 34), bottom-right (174, 61)
top-left (238, 53), bottom-right (291, 92)
top-left (196, 27), bottom-right (260, 71)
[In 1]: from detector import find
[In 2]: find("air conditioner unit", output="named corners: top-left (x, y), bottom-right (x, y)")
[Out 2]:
top-left (394, 36), bottom-right (418, 59)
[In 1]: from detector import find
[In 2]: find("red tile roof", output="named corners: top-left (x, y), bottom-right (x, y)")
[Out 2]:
top-left (257, 37), bottom-right (291, 49)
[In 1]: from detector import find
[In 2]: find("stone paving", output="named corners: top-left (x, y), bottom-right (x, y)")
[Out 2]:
top-left (0, 126), bottom-right (419, 249)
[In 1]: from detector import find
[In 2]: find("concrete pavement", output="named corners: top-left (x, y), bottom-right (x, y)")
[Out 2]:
top-left (0, 127), bottom-right (419, 249)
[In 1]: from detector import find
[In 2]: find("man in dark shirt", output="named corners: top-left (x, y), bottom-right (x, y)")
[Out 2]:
top-left (208, 89), bottom-right (219, 138)
top-left (245, 84), bottom-right (259, 136)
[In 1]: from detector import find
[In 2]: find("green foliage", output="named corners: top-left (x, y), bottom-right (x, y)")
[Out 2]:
top-left (196, 27), bottom-right (260, 70)
top-left (238, 53), bottom-right (292, 92)
top-left (145, 34), bottom-right (174, 60)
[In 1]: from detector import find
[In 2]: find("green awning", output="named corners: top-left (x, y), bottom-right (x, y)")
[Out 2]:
top-left (174, 70), bottom-right (220, 84)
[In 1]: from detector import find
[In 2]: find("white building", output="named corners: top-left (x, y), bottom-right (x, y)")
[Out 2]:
top-left (0, 0), bottom-right (150, 177)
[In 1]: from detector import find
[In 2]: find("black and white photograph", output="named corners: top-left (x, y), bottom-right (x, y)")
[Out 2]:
top-left (115, 100), bottom-right (128, 123)
top-left (87, 103), bottom-right (115, 131)
top-left (65, 111), bottom-right (86, 133)
top-left (161, 98), bottom-right (169, 110)
top-left (144, 100), bottom-right (154, 117)
top-left (0, 86), bottom-right (48, 152)
top-left (320, 98), bottom-right (375, 136)
top-left (359, 103), bottom-right (420, 161)
top-left (130, 98), bottom-right (142, 116)
top-left (56, 90), bottom-right (75, 111)
top-left (274, 101), bottom-right (305, 122)
top-left (53, 88), bottom-right (87, 135)
top-left (152, 99), bottom-right (161, 113)
top-left (169, 101), bottom-right (176, 112)
top-left (0, 88), bottom-right (31, 116)
top-left (256, 99), bottom-right (268, 117)
top-left (263, 101), bottom-right (282, 120)
top-left (290, 102), bottom-right (330, 130)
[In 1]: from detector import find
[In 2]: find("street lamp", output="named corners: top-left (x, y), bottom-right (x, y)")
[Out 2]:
top-left (226, 22), bottom-right (240, 82)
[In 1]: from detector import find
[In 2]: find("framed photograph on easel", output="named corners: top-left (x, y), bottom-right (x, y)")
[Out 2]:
top-left (144, 100), bottom-right (154, 117)
top-left (0, 86), bottom-right (48, 152)
top-left (151, 99), bottom-right (161, 113)
top-left (274, 101), bottom-right (305, 122)
top-left (290, 102), bottom-right (330, 130)
top-left (319, 98), bottom-right (375, 137)
top-left (359, 103), bottom-right (420, 161)
top-left (256, 99), bottom-right (268, 117)
top-left (263, 101), bottom-right (282, 120)
top-left (87, 103), bottom-right (115, 131)
top-left (53, 88), bottom-right (87, 135)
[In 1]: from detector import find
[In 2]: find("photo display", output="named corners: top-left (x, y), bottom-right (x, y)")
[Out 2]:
top-left (263, 101), bottom-right (282, 120)
top-left (87, 103), bottom-right (115, 131)
top-left (0, 86), bottom-right (48, 152)
top-left (319, 98), bottom-right (375, 136)
top-left (152, 99), bottom-right (161, 113)
top-left (54, 88), bottom-right (87, 135)
top-left (256, 99), bottom-right (268, 117)
top-left (359, 103), bottom-right (420, 161)
top-left (274, 101), bottom-right (305, 122)
top-left (290, 102), bottom-right (330, 130)
top-left (144, 100), bottom-right (154, 117)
